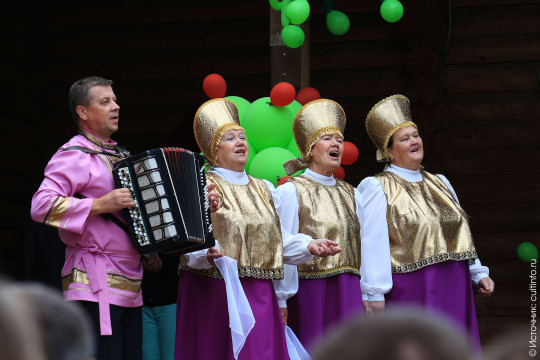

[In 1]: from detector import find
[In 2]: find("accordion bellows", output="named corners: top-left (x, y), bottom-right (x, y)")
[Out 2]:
top-left (113, 148), bottom-right (215, 255)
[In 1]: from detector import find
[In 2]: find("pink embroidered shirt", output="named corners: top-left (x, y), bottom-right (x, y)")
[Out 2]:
top-left (31, 130), bottom-right (142, 335)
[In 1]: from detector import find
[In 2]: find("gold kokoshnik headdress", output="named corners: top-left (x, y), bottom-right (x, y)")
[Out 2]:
top-left (284, 99), bottom-right (346, 176)
top-left (365, 94), bottom-right (417, 163)
top-left (194, 98), bottom-right (243, 165)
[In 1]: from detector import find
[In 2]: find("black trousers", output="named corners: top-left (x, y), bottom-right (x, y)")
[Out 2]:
top-left (77, 301), bottom-right (143, 360)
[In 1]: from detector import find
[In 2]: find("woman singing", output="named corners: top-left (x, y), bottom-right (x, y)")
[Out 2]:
top-left (275, 99), bottom-right (364, 352)
top-left (358, 94), bottom-right (495, 348)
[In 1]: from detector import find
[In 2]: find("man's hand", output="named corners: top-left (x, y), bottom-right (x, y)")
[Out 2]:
top-left (478, 277), bottom-right (495, 297)
top-left (280, 308), bottom-right (288, 326)
top-left (142, 252), bottom-right (162, 272)
top-left (364, 300), bottom-right (385, 317)
top-left (307, 239), bottom-right (342, 257)
top-left (207, 247), bottom-right (224, 267)
top-left (90, 188), bottom-right (135, 216)
top-left (208, 183), bottom-right (220, 213)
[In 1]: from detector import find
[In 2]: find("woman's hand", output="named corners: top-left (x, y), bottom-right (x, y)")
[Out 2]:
top-left (280, 308), bottom-right (288, 326)
top-left (478, 276), bottom-right (495, 297)
top-left (208, 183), bottom-right (220, 213)
top-left (307, 239), bottom-right (342, 257)
top-left (206, 247), bottom-right (224, 267)
top-left (141, 252), bottom-right (162, 272)
top-left (364, 300), bottom-right (385, 317)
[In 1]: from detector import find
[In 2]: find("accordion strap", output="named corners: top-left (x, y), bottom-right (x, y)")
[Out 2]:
top-left (62, 145), bottom-right (125, 158)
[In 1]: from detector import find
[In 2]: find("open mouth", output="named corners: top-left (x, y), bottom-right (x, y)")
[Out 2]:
top-left (329, 150), bottom-right (340, 159)
top-left (235, 149), bottom-right (246, 154)
top-left (410, 147), bottom-right (420, 153)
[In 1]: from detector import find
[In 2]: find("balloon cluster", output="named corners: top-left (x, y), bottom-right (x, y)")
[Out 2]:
top-left (270, 0), bottom-right (350, 49)
top-left (380, 0), bottom-right (404, 23)
top-left (202, 74), bottom-right (359, 185)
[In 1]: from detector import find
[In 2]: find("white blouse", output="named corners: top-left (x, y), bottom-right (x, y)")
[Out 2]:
top-left (272, 168), bottom-right (364, 307)
top-left (357, 163), bottom-right (490, 302)
top-left (185, 167), bottom-right (313, 271)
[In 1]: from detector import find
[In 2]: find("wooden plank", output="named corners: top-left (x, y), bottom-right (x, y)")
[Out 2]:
top-left (445, 174), bottom-right (540, 204)
top-left (446, 34), bottom-right (540, 64)
top-left (441, 63), bottom-right (540, 93)
top-left (44, 18), bottom-right (269, 55)
top-left (463, 202), bottom-right (540, 232)
top-left (440, 92), bottom-right (540, 122)
top-left (309, 12), bottom-right (403, 43)
top-left (311, 40), bottom-right (408, 70)
top-left (441, 118), bottom-right (540, 150)
top-left (437, 148), bottom-right (540, 177)
top-left (475, 285), bottom-right (528, 317)
top-left (311, 68), bottom-right (407, 98)
top-left (43, 1), bottom-right (269, 28)
top-left (44, 46), bottom-right (271, 82)
top-left (454, 0), bottom-right (540, 6)
top-left (452, 5), bottom-right (540, 36)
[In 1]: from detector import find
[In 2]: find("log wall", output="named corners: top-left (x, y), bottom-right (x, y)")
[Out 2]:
top-left (1, 0), bottom-right (538, 345)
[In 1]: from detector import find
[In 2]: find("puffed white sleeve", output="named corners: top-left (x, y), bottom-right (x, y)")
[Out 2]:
top-left (264, 180), bottom-right (313, 265)
top-left (273, 264), bottom-right (298, 308)
top-left (358, 177), bottom-right (393, 301)
top-left (267, 180), bottom-right (312, 308)
top-left (437, 174), bottom-right (490, 283)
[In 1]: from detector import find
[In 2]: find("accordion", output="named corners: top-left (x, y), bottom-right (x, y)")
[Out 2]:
top-left (113, 148), bottom-right (214, 255)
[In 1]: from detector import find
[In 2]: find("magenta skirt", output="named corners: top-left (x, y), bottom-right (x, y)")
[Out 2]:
top-left (386, 260), bottom-right (481, 350)
top-left (287, 273), bottom-right (364, 352)
top-left (174, 270), bottom-right (288, 360)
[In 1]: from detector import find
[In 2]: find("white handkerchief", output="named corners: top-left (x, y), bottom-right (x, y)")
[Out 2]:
top-left (215, 256), bottom-right (256, 359)
top-left (285, 325), bottom-right (312, 360)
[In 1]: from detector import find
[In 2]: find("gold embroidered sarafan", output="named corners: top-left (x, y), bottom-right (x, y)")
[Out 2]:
top-left (293, 176), bottom-right (361, 279)
top-left (374, 171), bottom-right (477, 273)
top-left (181, 172), bottom-right (284, 279)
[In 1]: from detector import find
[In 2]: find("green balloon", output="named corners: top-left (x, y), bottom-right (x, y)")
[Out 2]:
top-left (285, 0), bottom-right (310, 25)
top-left (269, 0), bottom-right (282, 11)
top-left (281, 25), bottom-right (305, 48)
top-left (517, 242), bottom-right (539, 263)
top-left (245, 139), bottom-right (257, 171)
top-left (248, 147), bottom-right (296, 187)
top-left (226, 96), bottom-right (251, 125)
top-left (380, 0), bottom-right (404, 23)
top-left (326, 10), bottom-right (350, 36)
top-left (285, 135), bottom-right (302, 158)
top-left (243, 97), bottom-right (294, 152)
top-left (286, 99), bottom-right (302, 119)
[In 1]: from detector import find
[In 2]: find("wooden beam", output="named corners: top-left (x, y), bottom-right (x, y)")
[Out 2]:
top-left (270, 7), bottom-right (309, 88)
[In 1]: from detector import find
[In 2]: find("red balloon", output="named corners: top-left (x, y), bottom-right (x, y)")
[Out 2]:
top-left (334, 166), bottom-right (345, 180)
top-left (341, 141), bottom-right (359, 165)
top-left (296, 87), bottom-right (321, 105)
top-left (270, 82), bottom-right (296, 106)
top-left (278, 176), bottom-right (292, 186)
top-left (203, 74), bottom-right (227, 98)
